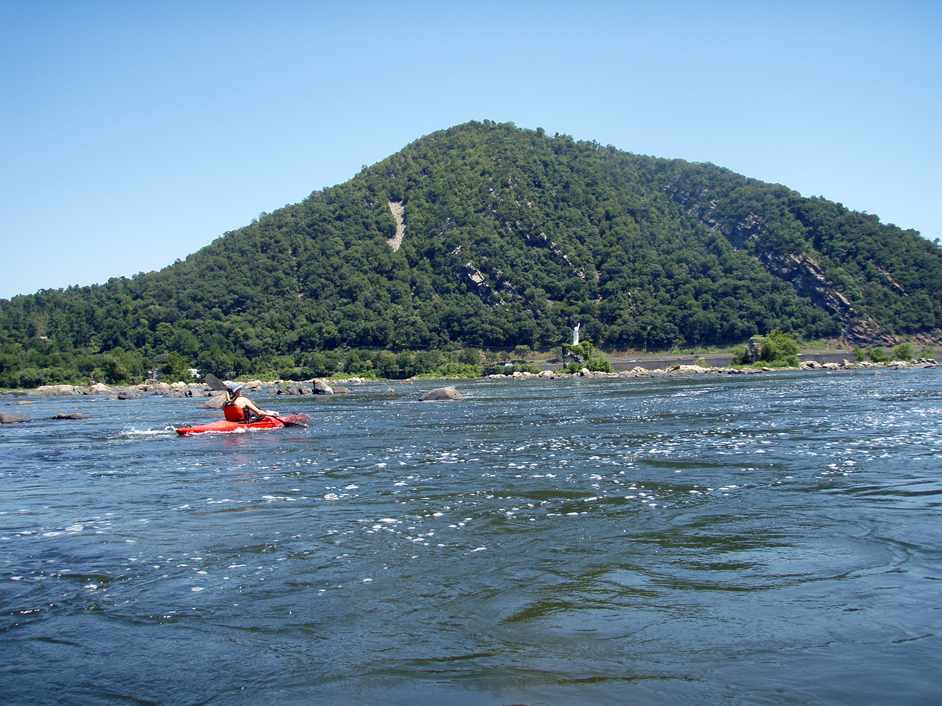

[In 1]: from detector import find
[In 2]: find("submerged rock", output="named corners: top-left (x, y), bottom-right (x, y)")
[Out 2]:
top-left (0, 413), bottom-right (29, 424)
top-left (51, 412), bottom-right (89, 420)
top-left (420, 386), bottom-right (463, 401)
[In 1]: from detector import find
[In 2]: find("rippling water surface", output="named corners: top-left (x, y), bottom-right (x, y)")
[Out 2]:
top-left (2, 369), bottom-right (941, 704)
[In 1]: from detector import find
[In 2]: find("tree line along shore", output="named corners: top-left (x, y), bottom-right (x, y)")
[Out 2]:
top-left (1, 329), bottom-right (939, 394)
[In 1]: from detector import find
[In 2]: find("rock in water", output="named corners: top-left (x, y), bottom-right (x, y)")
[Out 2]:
top-left (116, 390), bottom-right (142, 400)
top-left (34, 385), bottom-right (77, 396)
top-left (420, 386), bottom-right (463, 401)
top-left (313, 379), bottom-right (334, 395)
top-left (202, 393), bottom-right (228, 409)
top-left (51, 412), bottom-right (89, 420)
top-left (0, 413), bottom-right (29, 424)
top-left (275, 381), bottom-right (307, 395)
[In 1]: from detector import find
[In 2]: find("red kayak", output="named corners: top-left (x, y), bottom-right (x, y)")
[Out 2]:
top-left (175, 414), bottom-right (310, 436)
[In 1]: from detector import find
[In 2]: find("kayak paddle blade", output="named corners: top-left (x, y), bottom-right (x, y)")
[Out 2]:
top-left (204, 373), bottom-right (229, 392)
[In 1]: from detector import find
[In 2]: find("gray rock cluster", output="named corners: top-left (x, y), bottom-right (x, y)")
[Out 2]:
top-left (486, 358), bottom-right (939, 381)
top-left (274, 379), bottom-right (349, 396)
top-left (22, 376), bottom-right (360, 400)
top-left (800, 358), bottom-right (938, 370)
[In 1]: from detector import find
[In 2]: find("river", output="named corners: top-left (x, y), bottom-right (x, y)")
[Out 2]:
top-left (1, 369), bottom-right (940, 704)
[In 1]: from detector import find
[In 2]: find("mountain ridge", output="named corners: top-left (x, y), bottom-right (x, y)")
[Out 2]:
top-left (1, 120), bottom-right (940, 384)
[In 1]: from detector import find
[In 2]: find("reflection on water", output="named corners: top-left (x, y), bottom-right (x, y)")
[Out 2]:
top-left (1, 369), bottom-right (941, 704)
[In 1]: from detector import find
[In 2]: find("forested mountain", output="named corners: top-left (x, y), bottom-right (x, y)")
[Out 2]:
top-left (2, 121), bottom-right (940, 385)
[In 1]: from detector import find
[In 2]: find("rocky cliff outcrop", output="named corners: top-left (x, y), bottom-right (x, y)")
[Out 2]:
top-left (759, 252), bottom-right (895, 345)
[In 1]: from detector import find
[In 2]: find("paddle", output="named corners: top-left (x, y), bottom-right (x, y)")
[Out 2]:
top-left (279, 415), bottom-right (309, 428)
top-left (203, 373), bottom-right (229, 392)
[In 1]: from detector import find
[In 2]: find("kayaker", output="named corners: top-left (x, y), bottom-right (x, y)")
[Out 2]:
top-left (222, 383), bottom-right (279, 423)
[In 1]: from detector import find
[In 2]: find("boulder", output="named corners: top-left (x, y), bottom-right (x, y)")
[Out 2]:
top-left (420, 386), bottom-right (463, 401)
top-left (34, 385), bottom-right (77, 396)
top-left (673, 364), bottom-right (710, 374)
top-left (537, 370), bottom-right (556, 378)
top-left (201, 393), bottom-right (228, 409)
top-left (88, 383), bottom-right (113, 394)
top-left (51, 412), bottom-right (89, 420)
top-left (745, 336), bottom-right (763, 363)
top-left (0, 413), bottom-right (29, 424)
top-left (116, 390), bottom-right (142, 400)
top-left (579, 367), bottom-right (591, 376)
top-left (331, 385), bottom-right (351, 394)
top-left (276, 381), bottom-right (307, 395)
top-left (313, 379), bottom-right (334, 395)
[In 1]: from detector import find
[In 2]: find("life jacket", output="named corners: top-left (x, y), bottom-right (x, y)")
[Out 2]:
top-left (223, 401), bottom-right (247, 422)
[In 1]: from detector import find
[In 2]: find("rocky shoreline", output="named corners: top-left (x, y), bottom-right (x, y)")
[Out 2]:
top-left (1, 377), bottom-right (365, 401)
top-left (488, 358), bottom-right (939, 380)
top-left (1, 358), bottom-right (937, 401)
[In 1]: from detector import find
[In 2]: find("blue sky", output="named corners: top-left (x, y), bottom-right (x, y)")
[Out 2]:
top-left (1, 0), bottom-right (939, 299)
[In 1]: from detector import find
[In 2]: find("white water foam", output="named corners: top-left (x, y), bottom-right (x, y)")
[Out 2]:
top-left (117, 426), bottom-right (176, 438)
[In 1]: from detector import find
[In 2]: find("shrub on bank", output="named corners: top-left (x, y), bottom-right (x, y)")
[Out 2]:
top-left (891, 342), bottom-right (915, 361)
top-left (867, 347), bottom-right (890, 363)
top-left (733, 331), bottom-right (800, 367)
top-left (561, 341), bottom-right (612, 373)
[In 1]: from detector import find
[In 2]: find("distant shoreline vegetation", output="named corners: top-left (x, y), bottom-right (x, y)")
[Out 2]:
top-left (0, 335), bottom-right (937, 389)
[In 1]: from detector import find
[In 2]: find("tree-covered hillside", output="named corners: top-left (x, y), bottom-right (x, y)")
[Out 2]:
top-left (1, 121), bottom-right (940, 385)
